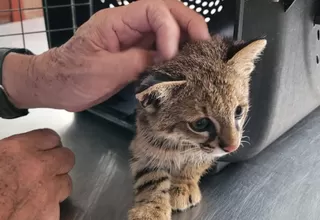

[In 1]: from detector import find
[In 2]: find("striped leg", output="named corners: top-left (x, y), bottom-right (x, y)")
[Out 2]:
top-left (170, 163), bottom-right (211, 212)
top-left (128, 168), bottom-right (172, 220)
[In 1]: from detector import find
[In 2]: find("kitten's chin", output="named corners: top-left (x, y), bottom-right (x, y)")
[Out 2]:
top-left (200, 144), bottom-right (229, 157)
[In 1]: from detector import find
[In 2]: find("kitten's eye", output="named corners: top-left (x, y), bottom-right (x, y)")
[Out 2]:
top-left (235, 106), bottom-right (244, 119)
top-left (189, 118), bottom-right (211, 132)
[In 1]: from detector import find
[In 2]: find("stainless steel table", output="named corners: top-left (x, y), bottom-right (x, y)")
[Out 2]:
top-left (1, 108), bottom-right (320, 220)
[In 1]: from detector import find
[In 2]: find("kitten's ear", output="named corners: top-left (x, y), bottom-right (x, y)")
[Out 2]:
top-left (228, 39), bottom-right (267, 76)
top-left (135, 73), bottom-right (186, 113)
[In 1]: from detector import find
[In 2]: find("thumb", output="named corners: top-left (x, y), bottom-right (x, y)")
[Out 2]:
top-left (111, 48), bottom-right (156, 81)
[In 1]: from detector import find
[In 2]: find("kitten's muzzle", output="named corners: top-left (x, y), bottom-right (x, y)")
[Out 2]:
top-left (219, 140), bottom-right (239, 153)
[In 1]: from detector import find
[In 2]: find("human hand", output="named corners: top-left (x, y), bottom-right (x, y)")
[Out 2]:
top-left (0, 129), bottom-right (75, 220)
top-left (2, 0), bottom-right (210, 112)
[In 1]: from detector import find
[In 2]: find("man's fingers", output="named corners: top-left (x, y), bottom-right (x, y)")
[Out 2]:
top-left (55, 174), bottom-right (73, 203)
top-left (41, 147), bottom-right (75, 175)
top-left (113, 0), bottom-right (180, 60)
top-left (105, 0), bottom-right (210, 60)
top-left (145, 1), bottom-right (181, 59)
top-left (135, 0), bottom-right (211, 42)
top-left (95, 0), bottom-right (210, 60)
top-left (9, 129), bottom-right (62, 151)
top-left (121, 0), bottom-right (210, 59)
top-left (127, 32), bottom-right (156, 51)
top-left (162, 0), bottom-right (211, 41)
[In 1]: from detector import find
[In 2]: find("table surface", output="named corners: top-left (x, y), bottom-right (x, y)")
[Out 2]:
top-left (1, 107), bottom-right (320, 220)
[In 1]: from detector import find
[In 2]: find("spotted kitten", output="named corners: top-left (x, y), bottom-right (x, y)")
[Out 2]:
top-left (128, 35), bottom-right (267, 220)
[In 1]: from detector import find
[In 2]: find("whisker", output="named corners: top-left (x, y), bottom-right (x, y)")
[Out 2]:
top-left (241, 140), bottom-right (251, 146)
top-left (180, 145), bottom-right (199, 154)
top-left (242, 136), bottom-right (251, 141)
top-left (243, 116), bottom-right (251, 129)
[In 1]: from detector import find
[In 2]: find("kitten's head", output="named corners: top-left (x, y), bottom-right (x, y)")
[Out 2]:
top-left (135, 35), bottom-right (266, 157)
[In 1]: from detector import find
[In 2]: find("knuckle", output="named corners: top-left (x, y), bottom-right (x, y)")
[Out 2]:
top-left (34, 157), bottom-right (47, 173)
top-left (145, 0), bottom-right (167, 12)
top-left (39, 128), bottom-right (59, 138)
top-left (2, 134), bottom-right (25, 148)
top-left (40, 129), bottom-right (61, 145)
top-left (2, 133), bottom-right (20, 141)
top-left (62, 148), bottom-right (76, 168)
top-left (150, 0), bottom-right (164, 5)
top-left (1, 138), bottom-right (22, 152)
top-left (23, 158), bottom-right (46, 180)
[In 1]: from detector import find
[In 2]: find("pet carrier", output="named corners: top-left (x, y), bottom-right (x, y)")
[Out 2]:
top-left (42, 0), bottom-right (320, 172)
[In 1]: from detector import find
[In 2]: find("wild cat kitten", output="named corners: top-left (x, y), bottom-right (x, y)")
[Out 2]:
top-left (128, 35), bottom-right (267, 220)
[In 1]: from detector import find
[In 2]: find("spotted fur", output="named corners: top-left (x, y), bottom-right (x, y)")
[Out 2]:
top-left (128, 34), bottom-right (267, 220)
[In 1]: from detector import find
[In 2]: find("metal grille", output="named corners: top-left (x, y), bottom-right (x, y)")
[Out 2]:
top-left (0, 0), bottom-right (93, 54)
top-left (0, 0), bottom-right (228, 55)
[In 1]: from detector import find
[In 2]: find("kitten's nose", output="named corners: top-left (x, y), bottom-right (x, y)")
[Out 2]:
top-left (219, 140), bottom-right (238, 153)
top-left (223, 145), bottom-right (238, 152)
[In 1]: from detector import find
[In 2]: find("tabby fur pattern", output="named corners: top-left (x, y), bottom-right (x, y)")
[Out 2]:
top-left (128, 34), bottom-right (267, 220)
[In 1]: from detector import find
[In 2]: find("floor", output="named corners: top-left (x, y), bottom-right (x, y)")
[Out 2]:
top-left (0, 17), bottom-right (49, 54)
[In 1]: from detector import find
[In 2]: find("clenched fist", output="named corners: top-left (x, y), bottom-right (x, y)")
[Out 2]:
top-left (0, 129), bottom-right (75, 220)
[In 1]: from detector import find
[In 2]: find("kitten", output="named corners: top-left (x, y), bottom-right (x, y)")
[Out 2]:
top-left (128, 34), bottom-right (267, 220)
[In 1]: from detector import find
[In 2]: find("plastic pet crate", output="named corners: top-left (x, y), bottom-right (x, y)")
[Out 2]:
top-left (42, 0), bottom-right (320, 171)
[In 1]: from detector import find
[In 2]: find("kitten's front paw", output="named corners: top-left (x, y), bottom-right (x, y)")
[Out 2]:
top-left (128, 204), bottom-right (171, 220)
top-left (170, 182), bottom-right (201, 212)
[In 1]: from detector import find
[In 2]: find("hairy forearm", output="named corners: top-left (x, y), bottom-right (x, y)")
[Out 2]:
top-left (2, 48), bottom-right (75, 110)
